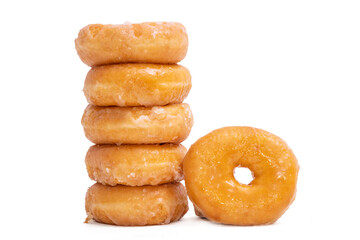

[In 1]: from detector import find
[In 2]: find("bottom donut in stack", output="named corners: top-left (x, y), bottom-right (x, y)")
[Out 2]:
top-left (85, 183), bottom-right (188, 226)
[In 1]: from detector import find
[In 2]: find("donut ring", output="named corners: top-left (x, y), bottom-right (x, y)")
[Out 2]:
top-left (81, 103), bottom-right (193, 144)
top-left (75, 22), bottom-right (188, 66)
top-left (83, 64), bottom-right (191, 107)
top-left (85, 144), bottom-right (186, 186)
top-left (183, 127), bottom-right (299, 225)
top-left (85, 182), bottom-right (188, 226)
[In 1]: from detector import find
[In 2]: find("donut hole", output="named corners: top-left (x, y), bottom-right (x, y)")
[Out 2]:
top-left (234, 167), bottom-right (254, 185)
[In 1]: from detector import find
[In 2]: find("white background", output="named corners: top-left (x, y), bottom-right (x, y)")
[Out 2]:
top-left (1, 0), bottom-right (359, 239)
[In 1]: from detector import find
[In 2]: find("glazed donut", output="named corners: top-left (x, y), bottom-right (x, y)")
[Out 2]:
top-left (183, 127), bottom-right (299, 225)
top-left (85, 182), bottom-right (188, 226)
top-left (75, 22), bottom-right (188, 66)
top-left (85, 144), bottom-right (186, 186)
top-left (81, 103), bottom-right (193, 145)
top-left (83, 64), bottom-right (191, 107)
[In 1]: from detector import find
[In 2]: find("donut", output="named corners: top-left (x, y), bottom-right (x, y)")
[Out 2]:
top-left (81, 103), bottom-right (193, 145)
top-left (85, 182), bottom-right (188, 226)
top-left (83, 64), bottom-right (191, 107)
top-left (75, 22), bottom-right (188, 66)
top-left (183, 127), bottom-right (299, 225)
top-left (85, 144), bottom-right (186, 186)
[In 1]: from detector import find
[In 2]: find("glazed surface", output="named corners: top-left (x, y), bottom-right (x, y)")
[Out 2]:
top-left (85, 182), bottom-right (188, 226)
top-left (86, 144), bottom-right (186, 186)
top-left (75, 22), bottom-right (188, 66)
top-left (84, 64), bottom-right (191, 107)
top-left (81, 103), bottom-right (193, 144)
top-left (183, 126), bottom-right (299, 225)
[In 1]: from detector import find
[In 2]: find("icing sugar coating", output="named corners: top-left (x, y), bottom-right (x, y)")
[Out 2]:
top-left (183, 126), bottom-right (299, 225)
top-left (85, 144), bottom-right (186, 186)
top-left (81, 103), bottom-right (193, 144)
top-left (75, 22), bottom-right (188, 66)
top-left (85, 182), bottom-right (188, 226)
top-left (83, 64), bottom-right (191, 107)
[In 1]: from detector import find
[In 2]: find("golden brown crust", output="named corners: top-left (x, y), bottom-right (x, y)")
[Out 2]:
top-left (85, 144), bottom-right (187, 186)
top-left (83, 64), bottom-right (191, 107)
top-left (81, 103), bottom-right (193, 144)
top-left (183, 126), bottom-right (299, 226)
top-left (85, 182), bottom-right (188, 226)
top-left (75, 22), bottom-right (188, 66)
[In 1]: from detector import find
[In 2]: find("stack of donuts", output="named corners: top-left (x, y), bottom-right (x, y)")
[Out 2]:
top-left (75, 22), bottom-right (193, 226)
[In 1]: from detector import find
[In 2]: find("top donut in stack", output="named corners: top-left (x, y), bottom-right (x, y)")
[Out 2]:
top-left (75, 22), bottom-right (188, 66)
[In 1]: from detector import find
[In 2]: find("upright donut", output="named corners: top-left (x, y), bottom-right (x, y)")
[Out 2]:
top-left (81, 103), bottom-right (193, 145)
top-left (183, 127), bottom-right (299, 225)
top-left (83, 64), bottom-right (191, 107)
top-left (75, 22), bottom-right (188, 66)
